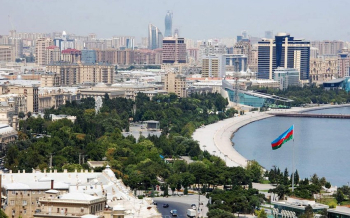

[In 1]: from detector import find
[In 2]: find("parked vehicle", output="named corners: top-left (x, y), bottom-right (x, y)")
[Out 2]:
top-left (187, 209), bottom-right (196, 217)
top-left (163, 204), bottom-right (169, 208)
top-left (191, 204), bottom-right (196, 209)
top-left (170, 209), bottom-right (178, 216)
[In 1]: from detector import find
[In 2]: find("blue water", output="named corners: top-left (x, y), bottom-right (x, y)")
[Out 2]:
top-left (232, 106), bottom-right (350, 187)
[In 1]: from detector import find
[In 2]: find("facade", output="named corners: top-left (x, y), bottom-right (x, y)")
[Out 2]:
top-left (40, 73), bottom-right (61, 87)
top-left (36, 38), bottom-right (53, 66)
top-left (46, 46), bottom-right (61, 64)
top-left (38, 87), bottom-right (79, 111)
top-left (202, 55), bottom-right (226, 78)
top-left (0, 45), bottom-right (15, 63)
top-left (199, 43), bottom-right (227, 65)
top-left (311, 40), bottom-right (344, 56)
top-left (258, 33), bottom-right (310, 80)
top-left (233, 41), bottom-right (252, 65)
top-left (273, 67), bottom-right (300, 90)
top-left (162, 37), bottom-right (186, 64)
top-left (164, 11), bottom-right (173, 37)
top-left (134, 49), bottom-right (162, 65)
top-left (309, 57), bottom-right (337, 83)
top-left (163, 71), bottom-right (187, 97)
top-left (2, 84), bottom-right (39, 113)
top-left (47, 63), bottom-right (114, 85)
top-left (95, 49), bottom-right (117, 64)
top-left (338, 50), bottom-right (350, 78)
top-left (8, 38), bottom-right (23, 58)
top-left (61, 49), bottom-right (82, 64)
top-left (148, 24), bottom-right (163, 50)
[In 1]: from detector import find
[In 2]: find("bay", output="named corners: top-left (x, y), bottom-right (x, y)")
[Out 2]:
top-left (232, 106), bottom-right (350, 187)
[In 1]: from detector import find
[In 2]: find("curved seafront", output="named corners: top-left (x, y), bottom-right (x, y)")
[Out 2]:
top-left (192, 104), bottom-right (350, 168)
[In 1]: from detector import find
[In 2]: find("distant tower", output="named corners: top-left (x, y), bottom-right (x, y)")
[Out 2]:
top-left (165, 11), bottom-right (173, 37)
top-left (174, 28), bottom-right (179, 38)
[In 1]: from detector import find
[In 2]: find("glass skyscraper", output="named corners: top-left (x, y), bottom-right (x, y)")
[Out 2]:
top-left (164, 11), bottom-right (173, 37)
top-left (148, 24), bottom-right (163, 50)
top-left (258, 33), bottom-right (310, 80)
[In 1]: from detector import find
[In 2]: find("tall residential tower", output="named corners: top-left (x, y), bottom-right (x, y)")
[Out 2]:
top-left (165, 11), bottom-right (173, 37)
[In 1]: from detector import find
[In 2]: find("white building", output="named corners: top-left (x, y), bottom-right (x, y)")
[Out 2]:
top-left (201, 55), bottom-right (226, 78)
top-left (274, 67), bottom-right (300, 90)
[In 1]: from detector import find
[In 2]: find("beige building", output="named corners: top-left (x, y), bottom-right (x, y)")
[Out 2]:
top-left (46, 46), bottom-right (61, 64)
top-left (162, 37), bottom-right (186, 64)
top-left (34, 191), bottom-right (106, 218)
top-left (311, 40), bottom-right (344, 56)
top-left (47, 63), bottom-right (114, 85)
top-left (2, 84), bottom-right (39, 113)
top-left (0, 45), bottom-right (15, 63)
top-left (310, 58), bottom-right (337, 83)
top-left (163, 71), bottom-right (187, 97)
top-left (36, 38), bottom-right (54, 66)
top-left (38, 87), bottom-right (79, 111)
top-left (40, 73), bottom-right (61, 87)
top-left (202, 55), bottom-right (226, 78)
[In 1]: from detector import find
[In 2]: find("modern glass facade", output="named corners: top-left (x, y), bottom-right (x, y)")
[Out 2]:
top-left (258, 33), bottom-right (310, 80)
top-left (164, 11), bottom-right (173, 37)
top-left (226, 89), bottom-right (269, 108)
top-left (81, 50), bottom-right (96, 64)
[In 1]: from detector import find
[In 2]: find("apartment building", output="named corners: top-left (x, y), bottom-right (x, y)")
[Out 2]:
top-left (163, 71), bottom-right (187, 97)
top-left (36, 38), bottom-right (53, 66)
top-left (0, 45), bottom-right (15, 63)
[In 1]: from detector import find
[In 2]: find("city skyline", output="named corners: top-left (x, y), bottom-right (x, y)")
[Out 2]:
top-left (2, 0), bottom-right (350, 41)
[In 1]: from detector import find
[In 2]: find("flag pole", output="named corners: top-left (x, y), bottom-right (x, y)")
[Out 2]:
top-left (292, 124), bottom-right (295, 192)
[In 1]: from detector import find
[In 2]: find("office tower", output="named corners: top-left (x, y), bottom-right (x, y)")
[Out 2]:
top-left (258, 33), bottom-right (310, 80)
top-left (148, 24), bottom-right (163, 50)
top-left (162, 37), bottom-right (186, 64)
top-left (274, 67), bottom-right (300, 90)
top-left (165, 11), bottom-right (173, 37)
top-left (36, 38), bottom-right (53, 66)
top-left (265, 31), bottom-right (273, 39)
top-left (311, 40), bottom-right (344, 56)
top-left (202, 55), bottom-right (226, 78)
top-left (223, 54), bottom-right (248, 72)
top-left (174, 28), bottom-right (179, 37)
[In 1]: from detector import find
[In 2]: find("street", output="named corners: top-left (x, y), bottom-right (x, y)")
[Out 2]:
top-left (153, 195), bottom-right (208, 218)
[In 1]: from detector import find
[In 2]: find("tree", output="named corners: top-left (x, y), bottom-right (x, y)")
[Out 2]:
top-left (246, 160), bottom-right (263, 183)
top-left (294, 170), bottom-right (299, 185)
top-left (27, 111), bottom-right (32, 118)
top-left (0, 209), bottom-right (8, 218)
top-left (255, 209), bottom-right (268, 218)
top-left (300, 205), bottom-right (313, 218)
top-left (207, 209), bottom-right (235, 218)
top-left (336, 189), bottom-right (345, 204)
top-left (268, 185), bottom-right (290, 200)
top-left (18, 111), bottom-right (25, 119)
top-left (325, 182), bottom-right (331, 189)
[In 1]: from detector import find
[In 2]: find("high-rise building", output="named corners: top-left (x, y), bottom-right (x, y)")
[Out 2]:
top-left (47, 63), bottom-right (114, 85)
top-left (81, 49), bottom-right (97, 64)
top-left (257, 33), bottom-right (310, 80)
top-left (148, 24), bottom-right (163, 50)
top-left (162, 37), bottom-right (186, 64)
top-left (337, 49), bottom-right (350, 78)
top-left (233, 41), bottom-right (252, 64)
top-left (265, 31), bottom-right (273, 39)
top-left (46, 45), bottom-right (61, 64)
top-left (8, 38), bottom-right (23, 58)
top-left (202, 55), bottom-right (226, 78)
top-left (223, 54), bottom-right (248, 72)
top-left (311, 40), bottom-right (344, 56)
top-left (165, 11), bottom-right (173, 37)
top-left (36, 38), bottom-right (53, 66)
top-left (0, 45), bottom-right (15, 63)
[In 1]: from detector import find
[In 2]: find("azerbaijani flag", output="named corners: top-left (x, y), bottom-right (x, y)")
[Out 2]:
top-left (271, 125), bottom-right (294, 150)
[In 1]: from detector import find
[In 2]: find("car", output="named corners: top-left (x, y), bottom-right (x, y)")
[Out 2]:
top-left (170, 209), bottom-right (178, 216)
top-left (163, 204), bottom-right (169, 208)
top-left (191, 204), bottom-right (196, 209)
top-left (152, 201), bottom-right (157, 205)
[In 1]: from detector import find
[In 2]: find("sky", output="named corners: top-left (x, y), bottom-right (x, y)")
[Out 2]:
top-left (1, 0), bottom-right (350, 41)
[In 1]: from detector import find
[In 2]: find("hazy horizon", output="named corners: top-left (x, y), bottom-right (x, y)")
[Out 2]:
top-left (2, 0), bottom-right (350, 41)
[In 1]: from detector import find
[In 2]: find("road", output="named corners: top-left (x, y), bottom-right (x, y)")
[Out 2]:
top-left (153, 195), bottom-right (208, 218)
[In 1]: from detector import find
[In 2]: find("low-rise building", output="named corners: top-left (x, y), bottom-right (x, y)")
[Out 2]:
top-left (273, 68), bottom-right (300, 90)
top-left (310, 57), bottom-right (337, 84)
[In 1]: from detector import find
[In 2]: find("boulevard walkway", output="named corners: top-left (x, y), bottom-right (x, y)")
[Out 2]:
top-left (192, 104), bottom-right (350, 167)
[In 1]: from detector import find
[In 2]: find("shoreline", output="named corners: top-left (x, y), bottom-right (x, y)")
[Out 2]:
top-left (192, 104), bottom-right (350, 168)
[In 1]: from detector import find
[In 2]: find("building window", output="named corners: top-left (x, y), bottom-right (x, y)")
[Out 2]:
top-left (10, 200), bottom-right (15, 205)
top-left (22, 200), bottom-right (27, 206)
top-left (12, 191), bottom-right (15, 195)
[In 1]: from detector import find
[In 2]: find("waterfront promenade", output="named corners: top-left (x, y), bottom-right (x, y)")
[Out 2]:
top-left (192, 104), bottom-right (350, 167)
